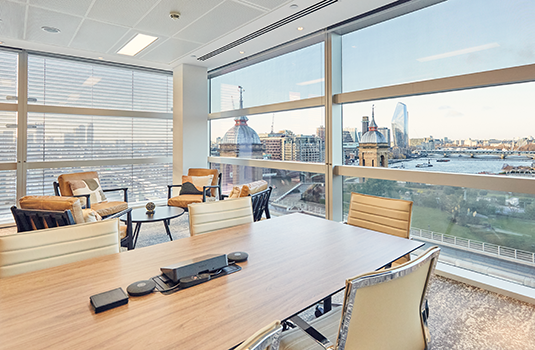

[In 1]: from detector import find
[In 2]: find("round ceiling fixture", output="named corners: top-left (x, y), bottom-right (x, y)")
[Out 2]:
top-left (169, 11), bottom-right (180, 20)
top-left (191, 54), bottom-right (197, 58)
top-left (41, 26), bottom-right (60, 33)
top-left (290, 4), bottom-right (298, 9)
top-left (297, 27), bottom-right (304, 31)
top-left (239, 51), bottom-right (245, 54)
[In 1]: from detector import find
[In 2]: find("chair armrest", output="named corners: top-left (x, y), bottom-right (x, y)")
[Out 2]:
top-left (289, 316), bottom-right (334, 349)
top-left (202, 185), bottom-right (221, 202)
top-left (221, 194), bottom-right (229, 199)
top-left (105, 207), bottom-right (132, 220)
top-left (103, 187), bottom-right (128, 202)
top-left (167, 184), bottom-right (183, 199)
top-left (72, 194), bottom-right (91, 208)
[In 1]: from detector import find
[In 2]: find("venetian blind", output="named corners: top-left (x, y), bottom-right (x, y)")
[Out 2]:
top-left (26, 54), bottom-right (173, 204)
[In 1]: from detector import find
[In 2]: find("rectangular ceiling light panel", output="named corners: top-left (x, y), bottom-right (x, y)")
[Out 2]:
top-left (117, 33), bottom-right (158, 56)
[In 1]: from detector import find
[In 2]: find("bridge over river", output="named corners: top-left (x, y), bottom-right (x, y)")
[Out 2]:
top-left (415, 149), bottom-right (535, 159)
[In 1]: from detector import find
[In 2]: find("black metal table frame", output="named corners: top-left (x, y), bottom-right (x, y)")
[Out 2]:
top-left (121, 207), bottom-right (184, 249)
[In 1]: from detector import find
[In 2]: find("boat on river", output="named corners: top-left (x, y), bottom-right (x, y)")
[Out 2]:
top-left (416, 159), bottom-right (433, 168)
top-left (436, 159), bottom-right (450, 162)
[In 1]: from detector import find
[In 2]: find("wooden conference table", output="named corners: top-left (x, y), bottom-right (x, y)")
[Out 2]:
top-left (0, 213), bottom-right (423, 350)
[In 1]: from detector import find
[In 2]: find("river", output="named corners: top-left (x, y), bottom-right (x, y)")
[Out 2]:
top-left (390, 155), bottom-right (534, 175)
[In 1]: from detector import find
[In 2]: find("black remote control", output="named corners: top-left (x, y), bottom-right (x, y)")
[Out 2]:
top-left (179, 273), bottom-right (211, 288)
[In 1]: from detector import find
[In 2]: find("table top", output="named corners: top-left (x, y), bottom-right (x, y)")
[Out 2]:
top-left (121, 205), bottom-right (185, 223)
top-left (0, 213), bottom-right (423, 350)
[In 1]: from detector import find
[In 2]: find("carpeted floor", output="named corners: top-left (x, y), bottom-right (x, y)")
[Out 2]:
top-left (2, 213), bottom-right (535, 349)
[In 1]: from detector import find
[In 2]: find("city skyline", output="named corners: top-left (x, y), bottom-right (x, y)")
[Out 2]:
top-left (212, 80), bottom-right (535, 142)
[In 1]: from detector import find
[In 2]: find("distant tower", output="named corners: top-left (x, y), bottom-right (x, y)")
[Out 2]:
top-left (391, 102), bottom-right (408, 149)
top-left (361, 116), bottom-right (369, 135)
top-left (359, 105), bottom-right (389, 167)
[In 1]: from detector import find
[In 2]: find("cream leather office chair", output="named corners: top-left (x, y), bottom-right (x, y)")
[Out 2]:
top-left (348, 192), bottom-right (413, 265)
top-left (235, 321), bottom-right (282, 350)
top-left (279, 246), bottom-right (440, 350)
top-left (188, 197), bottom-right (254, 236)
top-left (0, 219), bottom-right (120, 278)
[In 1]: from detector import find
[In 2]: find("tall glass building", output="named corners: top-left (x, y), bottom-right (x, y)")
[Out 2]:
top-left (391, 102), bottom-right (409, 149)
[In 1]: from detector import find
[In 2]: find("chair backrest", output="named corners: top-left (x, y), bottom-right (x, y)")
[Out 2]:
top-left (336, 246), bottom-right (440, 350)
top-left (347, 192), bottom-right (413, 239)
top-left (11, 206), bottom-right (76, 232)
top-left (235, 321), bottom-right (282, 350)
top-left (188, 197), bottom-right (253, 236)
top-left (17, 195), bottom-right (85, 225)
top-left (57, 171), bottom-right (100, 196)
top-left (0, 219), bottom-right (120, 278)
top-left (188, 168), bottom-right (219, 197)
top-left (251, 186), bottom-right (272, 222)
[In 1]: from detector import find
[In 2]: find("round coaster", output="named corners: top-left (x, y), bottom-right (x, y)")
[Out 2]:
top-left (127, 280), bottom-right (156, 296)
top-left (227, 251), bottom-right (248, 263)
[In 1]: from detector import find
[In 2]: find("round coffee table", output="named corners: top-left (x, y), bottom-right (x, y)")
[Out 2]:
top-left (121, 206), bottom-right (185, 248)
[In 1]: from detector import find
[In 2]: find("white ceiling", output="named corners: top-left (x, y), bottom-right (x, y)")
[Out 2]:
top-left (0, 0), bottom-right (392, 72)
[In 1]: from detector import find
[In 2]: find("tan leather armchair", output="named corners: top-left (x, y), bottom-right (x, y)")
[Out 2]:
top-left (53, 171), bottom-right (128, 217)
top-left (167, 168), bottom-right (222, 211)
top-left (11, 195), bottom-right (133, 250)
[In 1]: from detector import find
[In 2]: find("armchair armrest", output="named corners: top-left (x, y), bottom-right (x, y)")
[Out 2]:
top-left (167, 184), bottom-right (183, 199)
top-left (102, 187), bottom-right (128, 202)
top-left (105, 207), bottom-right (133, 250)
top-left (289, 315), bottom-right (335, 350)
top-left (72, 194), bottom-right (91, 208)
top-left (202, 185), bottom-right (222, 202)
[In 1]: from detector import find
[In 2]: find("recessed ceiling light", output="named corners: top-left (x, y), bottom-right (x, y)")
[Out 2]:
top-left (290, 4), bottom-right (298, 9)
top-left (191, 54), bottom-right (197, 58)
top-left (0, 41), bottom-right (3, 45)
top-left (41, 26), bottom-right (61, 33)
top-left (117, 34), bottom-right (158, 56)
top-left (297, 27), bottom-right (304, 31)
top-left (239, 51), bottom-right (245, 54)
top-left (98, 57), bottom-right (104, 60)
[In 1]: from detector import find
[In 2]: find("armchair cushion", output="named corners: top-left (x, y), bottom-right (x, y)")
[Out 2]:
top-left (68, 178), bottom-right (107, 204)
top-left (91, 201), bottom-right (128, 217)
top-left (82, 209), bottom-right (102, 223)
top-left (168, 194), bottom-right (203, 208)
top-left (19, 196), bottom-right (85, 225)
top-left (227, 180), bottom-right (269, 199)
top-left (179, 175), bottom-right (213, 195)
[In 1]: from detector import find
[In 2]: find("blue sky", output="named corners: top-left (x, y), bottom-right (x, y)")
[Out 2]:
top-left (211, 0), bottom-right (535, 142)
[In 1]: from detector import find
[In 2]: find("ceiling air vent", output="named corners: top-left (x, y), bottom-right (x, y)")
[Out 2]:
top-left (197, 0), bottom-right (338, 61)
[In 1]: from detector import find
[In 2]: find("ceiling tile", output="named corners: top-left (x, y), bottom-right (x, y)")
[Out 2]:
top-left (239, 0), bottom-right (291, 10)
top-left (138, 37), bottom-right (201, 64)
top-left (0, 1), bottom-right (26, 40)
top-left (174, 1), bottom-right (264, 44)
top-left (29, 0), bottom-right (93, 17)
top-left (135, 0), bottom-right (225, 38)
top-left (26, 6), bottom-right (82, 45)
top-left (70, 19), bottom-right (130, 53)
top-left (87, 0), bottom-right (156, 27)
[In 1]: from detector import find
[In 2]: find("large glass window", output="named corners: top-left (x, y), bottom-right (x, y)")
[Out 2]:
top-left (211, 107), bottom-right (325, 163)
top-left (0, 50), bottom-right (18, 103)
top-left (210, 43), bottom-right (324, 113)
top-left (28, 55), bottom-right (172, 112)
top-left (27, 113), bottom-right (171, 161)
top-left (27, 163), bottom-right (171, 203)
top-left (0, 171), bottom-right (16, 224)
top-left (211, 163), bottom-right (325, 218)
top-left (343, 176), bottom-right (535, 286)
top-left (342, 82), bottom-right (535, 175)
top-left (342, 0), bottom-right (535, 92)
